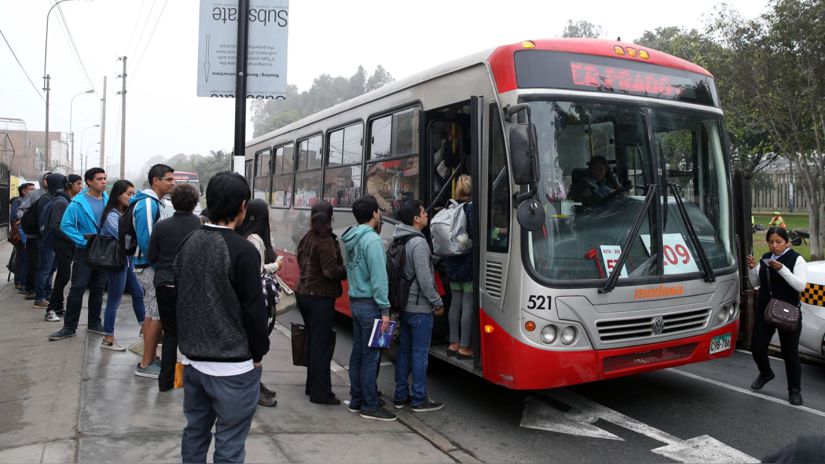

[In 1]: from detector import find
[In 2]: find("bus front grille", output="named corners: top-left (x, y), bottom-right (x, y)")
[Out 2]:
top-left (602, 342), bottom-right (699, 373)
top-left (596, 308), bottom-right (711, 343)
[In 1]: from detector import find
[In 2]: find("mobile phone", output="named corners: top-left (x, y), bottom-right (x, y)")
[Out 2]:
top-left (762, 258), bottom-right (773, 266)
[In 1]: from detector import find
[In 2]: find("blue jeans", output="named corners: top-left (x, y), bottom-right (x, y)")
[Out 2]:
top-left (394, 312), bottom-right (433, 406)
top-left (182, 366), bottom-right (261, 463)
top-left (62, 248), bottom-right (106, 332)
top-left (34, 241), bottom-right (55, 301)
top-left (349, 300), bottom-right (382, 412)
top-left (103, 259), bottom-right (145, 336)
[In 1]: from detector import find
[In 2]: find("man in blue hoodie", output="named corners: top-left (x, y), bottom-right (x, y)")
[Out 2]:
top-left (132, 163), bottom-right (175, 380)
top-left (341, 195), bottom-right (396, 422)
top-left (48, 168), bottom-right (109, 341)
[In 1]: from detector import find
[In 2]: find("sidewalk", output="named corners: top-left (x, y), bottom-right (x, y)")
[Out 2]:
top-left (0, 242), bottom-right (456, 463)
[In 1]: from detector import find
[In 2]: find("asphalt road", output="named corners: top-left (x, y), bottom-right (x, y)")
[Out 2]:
top-left (279, 309), bottom-right (825, 463)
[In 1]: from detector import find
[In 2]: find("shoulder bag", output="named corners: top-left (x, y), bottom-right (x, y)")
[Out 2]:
top-left (763, 264), bottom-right (800, 331)
top-left (86, 218), bottom-right (125, 272)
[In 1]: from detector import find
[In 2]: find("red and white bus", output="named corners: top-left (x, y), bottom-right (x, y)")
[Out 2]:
top-left (246, 38), bottom-right (739, 389)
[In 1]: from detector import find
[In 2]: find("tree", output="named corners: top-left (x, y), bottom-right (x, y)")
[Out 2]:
top-left (562, 20), bottom-right (603, 39)
top-left (705, 0), bottom-right (825, 258)
top-left (251, 65), bottom-right (394, 137)
top-left (138, 150), bottom-right (230, 189)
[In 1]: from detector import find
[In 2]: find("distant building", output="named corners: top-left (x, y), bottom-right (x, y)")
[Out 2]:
top-left (0, 118), bottom-right (67, 179)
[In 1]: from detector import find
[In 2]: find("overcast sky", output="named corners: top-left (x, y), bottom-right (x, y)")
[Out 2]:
top-left (1, 0), bottom-right (768, 177)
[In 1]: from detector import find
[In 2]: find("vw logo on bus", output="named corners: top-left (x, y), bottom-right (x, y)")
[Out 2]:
top-left (651, 317), bottom-right (665, 335)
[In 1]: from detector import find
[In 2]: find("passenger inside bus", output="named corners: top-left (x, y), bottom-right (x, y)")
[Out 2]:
top-left (568, 155), bottom-right (622, 207)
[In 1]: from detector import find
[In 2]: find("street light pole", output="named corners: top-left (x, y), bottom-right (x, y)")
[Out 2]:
top-left (70, 89), bottom-right (94, 172)
top-left (43, 0), bottom-right (79, 170)
top-left (79, 123), bottom-right (99, 172)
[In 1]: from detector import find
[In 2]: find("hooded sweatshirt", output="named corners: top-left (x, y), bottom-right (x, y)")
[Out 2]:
top-left (130, 188), bottom-right (169, 267)
top-left (392, 224), bottom-right (443, 313)
top-left (341, 224), bottom-right (390, 315)
top-left (37, 173), bottom-right (67, 247)
top-left (60, 188), bottom-right (110, 249)
top-left (16, 171), bottom-right (51, 238)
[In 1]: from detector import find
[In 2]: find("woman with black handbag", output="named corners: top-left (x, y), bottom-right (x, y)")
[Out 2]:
top-left (747, 227), bottom-right (808, 405)
top-left (296, 201), bottom-right (347, 405)
top-left (100, 180), bottom-right (145, 351)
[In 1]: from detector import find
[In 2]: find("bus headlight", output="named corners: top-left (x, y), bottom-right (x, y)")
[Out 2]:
top-left (540, 325), bottom-right (558, 344)
top-left (717, 307), bottom-right (728, 323)
top-left (561, 326), bottom-right (577, 345)
top-left (728, 304), bottom-right (738, 321)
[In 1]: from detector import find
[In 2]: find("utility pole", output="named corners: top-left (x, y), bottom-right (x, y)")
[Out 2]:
top-left (99, 76), bottom-right (107, 169)
top-left (117, 56), bottom-right (127, 180)
top-left (43, 74), bottom-right (51, 170)
top-left (232, 0), bottom-right (250, 173)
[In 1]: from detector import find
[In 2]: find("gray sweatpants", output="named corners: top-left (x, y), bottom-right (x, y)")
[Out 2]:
top-left (181, 365), bottom-right (261, 463)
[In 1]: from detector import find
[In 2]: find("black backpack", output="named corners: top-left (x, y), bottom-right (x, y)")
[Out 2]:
top-left (118, 200), bottom-right (141, 256)
top-left (386, 235), bottom-right (416, 314)
top-left (20, 199), bottom-right (40, 236)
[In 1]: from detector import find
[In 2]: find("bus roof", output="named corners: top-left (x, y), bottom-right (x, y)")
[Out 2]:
top-left (247, 38), bottom-right (713, 147)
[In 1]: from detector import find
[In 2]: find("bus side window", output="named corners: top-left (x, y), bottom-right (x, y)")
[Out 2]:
top-left (323, 123), bottom-right (363, 208)
top-left (271, 143), bottom-right (294, 208)
top-left (366, 108), bottom-right (420, 215)
top-left (488, 104), bottom-right (510, 252)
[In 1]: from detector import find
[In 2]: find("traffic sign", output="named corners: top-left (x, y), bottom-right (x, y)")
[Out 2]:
top-left (197, 0), bottom-right (289, 99)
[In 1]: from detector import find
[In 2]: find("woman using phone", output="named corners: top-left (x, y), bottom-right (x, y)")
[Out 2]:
top-left (746, 227), bottom-right (807, 405)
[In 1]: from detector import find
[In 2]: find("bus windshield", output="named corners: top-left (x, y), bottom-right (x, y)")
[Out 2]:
top-left (525, 100), bottom-right (734, 283)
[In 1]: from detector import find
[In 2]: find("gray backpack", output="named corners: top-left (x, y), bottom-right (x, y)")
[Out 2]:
top-left (431, 200), bottom-right (471, 257)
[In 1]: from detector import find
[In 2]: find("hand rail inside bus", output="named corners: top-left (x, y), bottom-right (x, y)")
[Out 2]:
top-left (600, 184), bottom-right (656, 294)
top-left (669, 182), bottom-right (716, 283)
top-left (425, 156), bottom-right (467, 216)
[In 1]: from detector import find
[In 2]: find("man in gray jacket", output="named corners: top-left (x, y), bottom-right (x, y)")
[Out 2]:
top-left (391, 197), bottom-right (445, 413)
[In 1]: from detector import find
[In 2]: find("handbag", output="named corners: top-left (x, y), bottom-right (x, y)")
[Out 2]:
top-left (763, 264), bottom-right (800, 331)
top-left (85, 231), bottom-right (125, 271)
top-left (290, 322), bottom-right (336, 367)
top-left (262, 273), bottom-right (280, 335)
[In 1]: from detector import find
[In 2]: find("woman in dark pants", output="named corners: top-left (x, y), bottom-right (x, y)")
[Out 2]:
top-left (747, 227), bottom-right (808, 405)
top-left (296, 201), bottom-right (347, 405)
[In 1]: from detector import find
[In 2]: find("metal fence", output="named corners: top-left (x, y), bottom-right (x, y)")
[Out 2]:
top-left (750, 171), bottom-right (810, 212)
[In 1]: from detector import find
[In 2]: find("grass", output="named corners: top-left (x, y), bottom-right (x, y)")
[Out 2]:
top-left (752, 213), bottom-right (811, 261)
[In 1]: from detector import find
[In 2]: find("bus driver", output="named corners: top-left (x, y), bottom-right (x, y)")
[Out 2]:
top-left (568, 155), bottom-right (619, 207)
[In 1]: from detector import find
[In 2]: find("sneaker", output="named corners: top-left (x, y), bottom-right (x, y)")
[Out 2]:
top-left (393, 397), bottom-right (411, 409)
top-left (48, 328), bottom-right (76, 341)
top-left (411, 399), bottom-right (445, 412)
top-left (24, 292), bottom-right (35, 300)
top-left (44, 310), bottom-right (61, 322)
top-left (135, 360), bottom-right (161, 379)
top-left (101, 339), bottom-right (126, 351)
top-left (33, 300), bottom-right (49, 308)
top-left (789, 389), bottom-right (803, 406)
top-left (87, 324), bottom-right (106, 336)
top-left (359, 408), bottom-right (397, 422)
top-left (258, 395), bottom-right (278, 407)
top-left (750, 373), bottom-right (775, 390)
top-left (260, 383), bottom-right (277, 398)
top-left (344, 400), bottom-right (361, 413)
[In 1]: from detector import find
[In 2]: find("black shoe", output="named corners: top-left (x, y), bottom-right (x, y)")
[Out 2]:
top-left (55, 309), bottom-right (65, 317)
top-left (260, 383), bottom-right (277, 398)
top-left (750, 373), bottom-right (775, 390)
top-left (345, 401), bottom-right (361, 413)
top-left (393, 396), bottom-right (411, 409)
top-left (311, 396), bottom-right (341, 405)
top-left (359, 408), bottom-right (397, 422)
top-left (789, 389), bottom-right (803, 406)
top-left (258, 395), bottom-right (277, 407)
top-left (411, 399), bottom-right (445, 412)
top-left (48, 328), bottom-right (76, 341)
top-left (87, 324), bottom-right (106, 335)
top-left (24, 292), bottom-right (35, 300)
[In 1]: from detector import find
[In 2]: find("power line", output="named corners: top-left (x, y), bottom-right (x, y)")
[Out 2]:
top-left (0, 28), bottom-right (46, 102)
top-left (53, 2), bottom-right (98, 96)
top-left (124, 0), bottom-right (147, 59)
top-left (129, 0), bottom-right (157, 59)
top-left (130, 0), bottom-right (169, 84)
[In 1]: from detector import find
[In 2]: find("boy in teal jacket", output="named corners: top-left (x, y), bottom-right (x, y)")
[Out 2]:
top-left (49, 168), bottom-right (109, 341)
top-left (341, 195), bottom-right (396, 422)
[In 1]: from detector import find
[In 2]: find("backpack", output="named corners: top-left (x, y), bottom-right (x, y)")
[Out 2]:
top-left (430, 200), bottom-right (471, 257)
top-left (261, 273), bottom-right (281, 335)
top-left (20, 200), bottom-right (40, 236)
top-left (386, 235), bottom-right (416, 314)
top-left (118, 201), bottom-right (140, 256)
top-left (37, 195), bottom-right (55, 243)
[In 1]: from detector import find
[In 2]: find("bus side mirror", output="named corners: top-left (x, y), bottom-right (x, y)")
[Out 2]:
top-left (510, 124), bottom-right (539, 185)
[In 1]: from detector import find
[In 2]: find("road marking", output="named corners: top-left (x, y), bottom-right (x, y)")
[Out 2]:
top-left (521, 390), bottom-right (758, 463)
top-left (669, 368), bottom-right (825, 418)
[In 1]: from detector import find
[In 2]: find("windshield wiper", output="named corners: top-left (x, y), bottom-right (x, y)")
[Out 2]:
top-left (600, 184), bottom-right (656, 294)
top-left (668, 183), bottom-right (715, 283)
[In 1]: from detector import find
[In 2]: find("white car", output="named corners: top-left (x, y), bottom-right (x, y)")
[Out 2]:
top-left (772, 261), bottom-right (825, 359)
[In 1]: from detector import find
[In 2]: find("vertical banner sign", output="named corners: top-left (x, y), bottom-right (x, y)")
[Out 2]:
top-left (197, 0), bottom-right (289, 99)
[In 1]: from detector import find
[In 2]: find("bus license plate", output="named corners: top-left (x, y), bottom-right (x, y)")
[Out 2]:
top-left (709, 333), bottom-right (731, 355)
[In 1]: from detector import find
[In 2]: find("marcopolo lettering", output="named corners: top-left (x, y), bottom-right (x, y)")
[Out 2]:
top-left (633, 285), bottom-right (684, 300)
